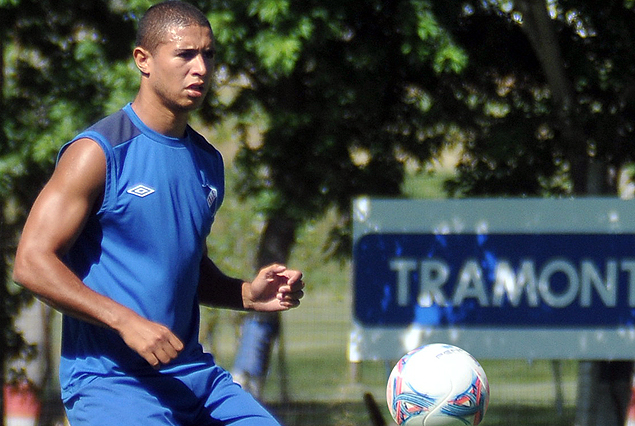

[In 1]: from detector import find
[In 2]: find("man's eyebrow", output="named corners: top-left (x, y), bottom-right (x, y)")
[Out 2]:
top-left (174, 47), bottom-right (216, 54)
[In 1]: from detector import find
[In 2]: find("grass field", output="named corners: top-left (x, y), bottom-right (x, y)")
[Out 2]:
top-left (206, 287), bottom-right (578, 426)
top-left (206, 241), bottom-right (578, 426)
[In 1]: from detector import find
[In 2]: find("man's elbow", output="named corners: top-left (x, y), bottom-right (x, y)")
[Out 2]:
top-left (12, 245), bottom-right (41, 291)
top-left (12, 251), bottom-right (30, 288)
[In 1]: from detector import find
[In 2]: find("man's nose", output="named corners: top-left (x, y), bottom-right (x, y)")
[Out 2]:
top-left (193, 53), bottom-right (210, 76)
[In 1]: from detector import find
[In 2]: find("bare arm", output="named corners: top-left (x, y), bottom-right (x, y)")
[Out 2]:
top-left (12, 139), bottom-right (183, 368)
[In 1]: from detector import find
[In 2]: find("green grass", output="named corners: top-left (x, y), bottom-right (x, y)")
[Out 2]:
top-left (265, 402), bottom-right (575, 426)
top-left (206, 289), bottom-right (578, 425)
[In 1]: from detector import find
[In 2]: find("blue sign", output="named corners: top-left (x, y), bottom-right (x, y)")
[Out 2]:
top-left (349, 198), bottom-right (635, 361)
top-left (354, 233), bottom-right (635, 327)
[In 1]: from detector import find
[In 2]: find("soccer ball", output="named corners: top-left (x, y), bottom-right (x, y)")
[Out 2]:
top-left (386, 343), bottom-right (489, 426)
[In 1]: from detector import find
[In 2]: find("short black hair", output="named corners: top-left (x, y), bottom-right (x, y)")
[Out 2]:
top-left (136, 1), bottom-right (211, 53)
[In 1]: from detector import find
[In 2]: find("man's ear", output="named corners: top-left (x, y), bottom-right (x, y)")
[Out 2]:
top-left (133, 46), bottom-right (151, 76)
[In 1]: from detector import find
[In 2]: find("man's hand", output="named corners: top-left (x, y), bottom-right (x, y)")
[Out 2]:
top-left (117, 313), bottom-right (184, 368)
top-left (243, 264), bottom-right (305, 312)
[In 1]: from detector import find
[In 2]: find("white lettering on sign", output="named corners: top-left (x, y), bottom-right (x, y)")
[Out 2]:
top-left (389, 257), bottom-right (635, 308)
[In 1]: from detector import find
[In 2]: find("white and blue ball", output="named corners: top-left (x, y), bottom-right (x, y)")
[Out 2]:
top-left (386, 343), bottom-right (489, 426)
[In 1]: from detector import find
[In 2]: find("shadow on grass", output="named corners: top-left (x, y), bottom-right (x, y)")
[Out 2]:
top-left (267, 401), bottom-right (575, 426)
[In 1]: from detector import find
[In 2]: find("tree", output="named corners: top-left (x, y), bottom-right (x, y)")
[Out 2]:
top-left (208, 0), bottom-right (635, 253)
top-left (207, 0), bottom-right (471, 257)
top-left (206, 0), bottom-right (635, 295)
top-left (508, 1), bottom-right (635, 424)
top-left (0, 0), bottom-right (143, 421)
top-left (205, 0), bottom-right (474, 397)
top-left (437, 0), bottom-right (635, 198)
top-left (437, 3), bottom-right (635, 422)
top-left (208, 0), bottom-right (635, 422)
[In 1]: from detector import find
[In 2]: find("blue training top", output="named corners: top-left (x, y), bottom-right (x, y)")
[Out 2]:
top-left (59, 104), bottom-right (225, 399)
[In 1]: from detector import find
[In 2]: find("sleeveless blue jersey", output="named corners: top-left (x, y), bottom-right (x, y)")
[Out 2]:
top-left (59, 104), bottom-right (225, 398)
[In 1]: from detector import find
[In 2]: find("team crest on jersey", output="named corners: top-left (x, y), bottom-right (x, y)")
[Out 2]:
top-left (127, 184), bottom-right (155, 198)
top-left (206, 186), bottom-right (218, 209)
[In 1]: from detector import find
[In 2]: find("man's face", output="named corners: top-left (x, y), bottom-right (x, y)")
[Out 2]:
top-left (146, 24), bottom-right (215, 112)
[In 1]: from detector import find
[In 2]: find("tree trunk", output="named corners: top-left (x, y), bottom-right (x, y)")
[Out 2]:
top-left (255, 215), bottom-right (298, 268)
top-left (1, 30), bottom-right (7, 426)
top-left (256, 215), bottom-right (297, 403)
top-left (0, 242), bottom-right (7, 426)
top-left (232, 214), bottom-right (298, 402)
top-left (515, 0), bottom-right (588, 193)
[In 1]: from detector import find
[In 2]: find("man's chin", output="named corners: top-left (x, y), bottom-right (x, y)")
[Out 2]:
top-left (176, 98), bottom-right (206, 113)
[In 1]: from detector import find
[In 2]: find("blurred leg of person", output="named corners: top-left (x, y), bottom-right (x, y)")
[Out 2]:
top-left (231, 312), bottom-right (280, 399)
top-left (4, 298), bottom-right (50, 426)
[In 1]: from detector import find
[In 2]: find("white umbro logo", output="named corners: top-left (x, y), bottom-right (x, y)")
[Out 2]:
top-left (127, 184), bottom-right (156, 198)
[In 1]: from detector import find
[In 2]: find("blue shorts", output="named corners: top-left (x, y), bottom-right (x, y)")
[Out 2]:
top-left (63, 355), bottom-right (281, 426)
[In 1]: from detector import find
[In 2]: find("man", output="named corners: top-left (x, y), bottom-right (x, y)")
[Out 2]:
top-left (12, 2), bottom-right (304, 425)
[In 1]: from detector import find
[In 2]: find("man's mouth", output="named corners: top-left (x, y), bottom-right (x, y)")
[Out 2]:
top-left (187, 84), bottom-right (205, 96)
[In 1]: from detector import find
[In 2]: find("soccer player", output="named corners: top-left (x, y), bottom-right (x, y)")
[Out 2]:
top-left (12, 2), bottom-right (304, 425)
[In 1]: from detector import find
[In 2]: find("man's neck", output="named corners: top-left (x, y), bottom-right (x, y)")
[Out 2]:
top-left (130, 95), bottom-right (190, 138)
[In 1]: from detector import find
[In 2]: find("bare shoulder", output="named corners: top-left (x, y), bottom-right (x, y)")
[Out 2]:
top-left (16, 138), bottom-right (107, 257)
top-left (53, 137), bottom-right (106, 195)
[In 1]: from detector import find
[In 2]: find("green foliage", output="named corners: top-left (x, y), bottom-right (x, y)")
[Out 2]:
top-left (442, 0), bottom-right (635, 196)
top-left (1, 0), bottom-right (138, 187)
top-left (207, 0), bottom-right (635, 218)
top-left (207, 0), bottom-right (474, 257)
top-left (0, 0), bottom-right (139, 381)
